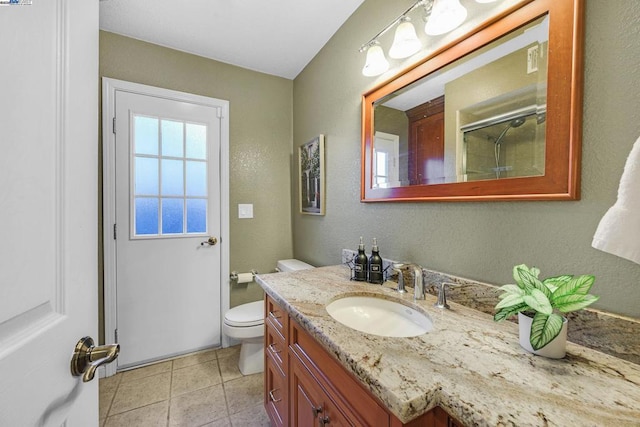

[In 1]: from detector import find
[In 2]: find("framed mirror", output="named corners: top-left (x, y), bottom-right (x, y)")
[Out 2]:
top-left (361, 0), bottom-right (584, 202)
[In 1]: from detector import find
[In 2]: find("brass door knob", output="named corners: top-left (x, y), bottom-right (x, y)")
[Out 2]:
top-left (200, 237), bottom-right (218, 246)
top-left (70, 336), bottom-right (119, 382)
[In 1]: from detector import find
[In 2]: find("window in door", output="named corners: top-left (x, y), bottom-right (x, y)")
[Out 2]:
top-left (132, 114), bottom-right (208, 237)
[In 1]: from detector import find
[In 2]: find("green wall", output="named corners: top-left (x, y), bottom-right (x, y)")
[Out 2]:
top-left (98, 31), bottom-right (294, 342)
top-left (292, 0), bottom-right (640, 318)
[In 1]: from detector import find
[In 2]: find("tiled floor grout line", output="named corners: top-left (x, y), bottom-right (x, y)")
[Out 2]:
top-left (104, 374), bottom-right (120, 420)
top-left (165, 360), bottom-right (174, 427)
top-left (219, 358), bottom-right (233, 426)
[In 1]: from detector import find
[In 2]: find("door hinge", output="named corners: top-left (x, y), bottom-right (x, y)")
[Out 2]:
top-left (112, 117), bottom-right (116, 134)
top-left (113, 223), bottom-right (117, 240)
top-left (115, 329), bottom-right (118, 342)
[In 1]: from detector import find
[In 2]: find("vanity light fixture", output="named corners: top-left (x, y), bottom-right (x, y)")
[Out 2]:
top-left (358, 0), bottom-right (430, 77)
top-left (360, 0), bottom-right (496, 76)
top-left (389, 17), bottom-right (421, 59)
top-left (362, 41), bottom-right (390, 76)
top-left (424, 0), bottom-right (468, 36)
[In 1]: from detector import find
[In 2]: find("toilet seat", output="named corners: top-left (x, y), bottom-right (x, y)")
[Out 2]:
top-left (224, 300), bottom-right (263, 327)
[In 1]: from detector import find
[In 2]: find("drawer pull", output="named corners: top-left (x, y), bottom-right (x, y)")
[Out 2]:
top-left (312, 406), bottom-right (323, 417)
top-left (319, 415), bottom-right (330, 426)
top-left (268, 389), bottom-right (282, 403)
top-left (268, 343), bottom-right (282, 354)
top-left (268, 310), bottom-right (282, 320)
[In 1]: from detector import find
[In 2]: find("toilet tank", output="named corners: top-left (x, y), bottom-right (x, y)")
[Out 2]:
top-left (276, 259), bottom-right (314, 272)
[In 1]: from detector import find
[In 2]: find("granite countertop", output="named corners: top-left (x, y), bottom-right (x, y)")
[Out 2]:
top-left (256, 265), bottom-right (640, 426)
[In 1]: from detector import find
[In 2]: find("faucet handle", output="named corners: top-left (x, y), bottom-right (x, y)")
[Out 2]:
top-left (391, 263), bottom-right (406, 293)
top-left (434, 282), bottom-right (458, 309)
top-left (396, 271), bottom-right (406, 293)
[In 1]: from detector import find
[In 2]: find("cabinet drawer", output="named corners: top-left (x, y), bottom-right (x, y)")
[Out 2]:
top-left (266, 321), bottom-right (286, 371)
top-left (265, 355), bottom-right (288, 427)
top-left (265, 295), bottom-right (287, 336)
top-left (290, 320), bottom-right (389, 426)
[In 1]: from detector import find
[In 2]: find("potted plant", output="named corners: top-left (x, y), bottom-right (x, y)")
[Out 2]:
top-left (494, 264), bottom-right (599, 358)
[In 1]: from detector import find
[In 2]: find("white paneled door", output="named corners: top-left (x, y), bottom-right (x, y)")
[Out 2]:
top-left (107, 82), bottom-right (227, 369)
top-left (0, 0), bottom-right (100, 425)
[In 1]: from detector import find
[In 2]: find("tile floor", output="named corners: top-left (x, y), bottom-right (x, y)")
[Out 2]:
top-left (99, 345), bottom-right (271, 427)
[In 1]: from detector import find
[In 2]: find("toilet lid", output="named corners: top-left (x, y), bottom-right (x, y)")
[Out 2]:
top-left (224, 300), bottom-right (264, 327)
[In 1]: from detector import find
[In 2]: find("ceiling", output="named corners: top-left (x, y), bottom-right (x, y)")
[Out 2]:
top-left (99, 0), bottom-right (365, 80)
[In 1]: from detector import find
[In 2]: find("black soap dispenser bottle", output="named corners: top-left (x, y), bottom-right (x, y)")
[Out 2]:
top-left (354, 236), bottom-right (368, 281)
top-left (368, 238), bottom-right (384, 284)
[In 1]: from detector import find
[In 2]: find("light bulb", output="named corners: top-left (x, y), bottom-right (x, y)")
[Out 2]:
top-left (425, 0), bottom-right (468, 36)
top-left (389, 19), bottom-right (421, 59)
top-left (362, 44), bottom-right (389, 77)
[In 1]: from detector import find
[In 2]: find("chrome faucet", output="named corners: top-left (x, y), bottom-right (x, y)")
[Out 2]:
top-left (392, 263), bottom-right (424, 299)
top-left (409, 264), bottom-right (425, 300)
top-left (392, 263), bottom-right (407, 293)
top-left (434, 282), bottom-right (457, 309)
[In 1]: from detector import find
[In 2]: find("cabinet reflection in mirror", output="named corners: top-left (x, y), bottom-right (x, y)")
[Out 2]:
top-left (363, 0), bottom-right (583, 202)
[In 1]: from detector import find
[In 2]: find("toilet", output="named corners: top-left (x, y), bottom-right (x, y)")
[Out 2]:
top-left (223, 259), bottom-right (314, 375)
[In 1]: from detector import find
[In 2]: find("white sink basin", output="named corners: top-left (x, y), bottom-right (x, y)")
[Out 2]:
top-left (326, 295), bottom-right (432, 337)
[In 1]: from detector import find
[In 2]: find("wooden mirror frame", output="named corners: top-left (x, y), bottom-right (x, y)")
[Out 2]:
top-left (361, 0), bottom-right (584, 202)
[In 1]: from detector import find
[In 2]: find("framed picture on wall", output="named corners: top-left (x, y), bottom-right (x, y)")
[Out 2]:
top-left (299, 134), bottom-right (325, 215)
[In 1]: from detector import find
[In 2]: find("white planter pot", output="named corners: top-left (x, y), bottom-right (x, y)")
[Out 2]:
top-left (518, 312), bottom-right (567, 359)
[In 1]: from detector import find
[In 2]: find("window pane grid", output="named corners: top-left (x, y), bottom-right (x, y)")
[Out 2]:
top-left (132, 115), bottom-right (208, 237)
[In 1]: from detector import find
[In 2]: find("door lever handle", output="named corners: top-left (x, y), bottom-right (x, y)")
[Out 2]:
top-left (70, 336), bottom-right (120, 382)
top-left (200, 237), bottom-right (218, 246)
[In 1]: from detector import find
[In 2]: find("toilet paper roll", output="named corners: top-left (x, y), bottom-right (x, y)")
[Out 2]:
top-left (236, 272), bottom-right (254, 284)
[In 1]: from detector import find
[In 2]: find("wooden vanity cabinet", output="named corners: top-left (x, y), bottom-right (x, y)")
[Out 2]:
top-left (264, 295), bottom-right (464, 427)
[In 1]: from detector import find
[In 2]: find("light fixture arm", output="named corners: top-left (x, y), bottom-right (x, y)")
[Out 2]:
top-left (359, 0), bottom-right (433, 52)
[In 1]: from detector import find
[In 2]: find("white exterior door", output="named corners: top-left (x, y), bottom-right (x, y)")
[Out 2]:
top-left (106, 82), bottom-right (227, 369)
top-left (0, 0), bottom-right (100, 426)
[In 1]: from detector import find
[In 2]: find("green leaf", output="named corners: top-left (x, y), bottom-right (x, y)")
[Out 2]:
top-left (499, 284), bottom-right (524, 295)
top-left (512, 264), bottom-right (530, 289)
top-left (498, 285), bottom-right (525, 300)
top-left (530, 266), bottom-right (541, 279)
top-left (544, 275), bottom-right (573, 287)
top-left (543, 275), bottom-right (572, 293)
top-left (494, 302), bottom-right (528, 322)
top-left (554, 275), bottom-right (595, 298)
top-left (554, 294), bottom-right (599, 313)
top-left (529, 312), bottom-right (564, 350)
top-left (496, 293), bottom-right (525, 310)
top-left (517, 267), bottom-right (552, 299)
top-left (522, 289), bottom-right (553, 315)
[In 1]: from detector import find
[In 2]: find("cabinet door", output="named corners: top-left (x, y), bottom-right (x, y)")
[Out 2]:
top-left (409, 111), bottom-right (445, 185)
top-left (265, 355), bottom-right (288, 427)
top-left (291, 357), bottom-right (352, 427)
top-left (290, 320), bottom-right (389, 426)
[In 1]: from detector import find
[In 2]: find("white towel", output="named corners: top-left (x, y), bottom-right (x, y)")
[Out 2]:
top-left (592, 135), bottom-right (640, 265)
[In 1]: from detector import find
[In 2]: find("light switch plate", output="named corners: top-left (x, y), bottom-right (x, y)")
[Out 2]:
top-left (238, 204), bottom-right (253, 219)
